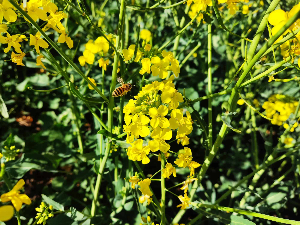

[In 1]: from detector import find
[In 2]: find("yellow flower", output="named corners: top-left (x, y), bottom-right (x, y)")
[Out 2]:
top-left (144, 44), bottom-right (151, 51)
top-left (242, 5), bottom-right (249, 14)
top-left (140, 29), bottom-right (151, 42)
top-left (0, 0), bottom-right (18, 23)
top-left (174, 147), bottom-right (193, 168)
top-left (122, 44), bottom-right (143, 62)
top-left (88, 78), bottom-right (97, 90)
top-left (0, 33), bottom-right (26, 53)
top-left (140, 58), bottom-right (151, 75)
top-left (188, 161), bottom-right (201, 177)
top-left (177, 193), bottom-right (190, 210)
top-left (0, 205), bottom-right (14, 222)
top-left (127, 139), bottom-right (151, 164)
top-left (30, 33), bottom-right (49, 54)
top-left (149, 105), bottom-right (170, 129)
top-left (284, 137), bottom-right (294, 146)
top-left (129, 176), bottom-right (140, 189)
top-left (139, 178), bottom-right (152, 196)
top-left (58, 30), bottom-right (73, 48)
top-left (151, 56), bottom-right (169, 79)
top-left (139, 194), bottom-right (152, 205)
top-left (26, 0), bottom-right (48, 21)
top-left (162, 163), bottom-right (176, 178)
top-left (36, 55), bottom-right (46, 69)
top-left (11, 52), bottom-right (25, 66)
top-left (0, 153), bottom-right (2, 159)
top-left (98, 58), bottom-right (109, 71)
top-left (237, 99), bottom-right (245, 105)
top-left (1, 179), bottom-right (31, 211)
top-left (181, 177), bottom-right (197, 193)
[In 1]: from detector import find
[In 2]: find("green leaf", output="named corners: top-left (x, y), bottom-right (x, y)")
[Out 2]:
top-left (42, 194), bottom-right (65, 211)
top-left (124, 201), bottom-right (134, 211)
top-left (0, 94), bottom-right (8, 118)
top-left (230, 215), bottom-right (256, 225)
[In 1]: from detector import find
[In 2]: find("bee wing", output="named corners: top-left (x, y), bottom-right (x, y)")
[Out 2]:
top-left (117, 77), bottom-right (124, 85)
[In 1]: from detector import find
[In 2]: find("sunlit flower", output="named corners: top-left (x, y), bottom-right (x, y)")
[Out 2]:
top-left (129, 176), bottom-right (140, 189)
top-left (0, 0), bottom-right (18, 23)
top-left (30, 33), bottom-right (49, 54)
top-left (177, 193), bottom-right (191, 209)
top-left (174, 147), bottom-right (193, 168)
top-left (0, 205), bottom-right (14, 222)
top-left (98, 58), bottom-right (109, 71)
top-left (162, 163), bottom-right (176, 178)
top-left (11, 52), bottom-right (25, 66)
top-left (139, 178), bottom-right (152, 196)
top-left (140, 29), bottom-right (151, 42)
top-left (58, 30), bottom-right (73, 48)
top-left (36, 55), bottom-right (46, 69)
top-left (1, 179), bottom-right (31, 211)
top-left (181, 177), bottom-right (197, 193)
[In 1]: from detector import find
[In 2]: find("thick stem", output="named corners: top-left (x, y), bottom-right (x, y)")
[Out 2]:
top-left (208, 23), bottom-right (213, 150)
top-left (251, 109), bottom-right (259, 169)
top-left (172, 4), bottom-right (300, 223)
top-left (91, 0), bottom-right (125, 216)
top-left (161, 155), bottom-right (166, 225)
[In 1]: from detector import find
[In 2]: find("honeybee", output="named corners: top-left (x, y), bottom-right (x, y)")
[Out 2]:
top-left (112, 77), bottom-right (132, 97)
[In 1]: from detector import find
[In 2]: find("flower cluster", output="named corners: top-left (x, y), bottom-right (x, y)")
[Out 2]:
top-left (121, 30), bottom-right (180, 79)
top-left (123, 76), bottom-right (192, 163)
top-left (1, 179), bottom-right (31, 211)
top-left (35, 202), bottom-right (54, 225)
top-left (125, 76), bottom-right (199, 210)
top-left (186, 0), bottom-right (251, 23)
top-left (262, 94), bottom-right (299, 131)
top-left (268, 3), bottom-right (300, 58)
top-left (0, 0), bottom-right (73, 67)
top-left (2, 145), bottom-right (20, 161)
top-left (78, 34), bottom-right (114, 69)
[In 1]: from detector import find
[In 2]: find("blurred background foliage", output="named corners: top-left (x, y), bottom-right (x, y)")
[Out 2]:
top-left (1, 0), bottom-right (300, 224)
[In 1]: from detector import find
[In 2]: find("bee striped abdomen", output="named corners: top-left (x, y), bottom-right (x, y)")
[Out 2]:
top-left (112, 84), bottom-right (132, 97)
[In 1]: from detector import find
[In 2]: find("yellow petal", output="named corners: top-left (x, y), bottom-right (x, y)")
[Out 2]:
top-left (0, 205), bottom-right (14, 222)
top-left (268, 9), bottom-right (287, 26)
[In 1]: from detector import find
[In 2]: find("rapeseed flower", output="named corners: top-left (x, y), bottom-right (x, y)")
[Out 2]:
top-left (140, 29), bottom-right (151, 43)
top-left (0, 33), bottom-right (27, 53)
top-left (11, 52), bottom-right (26, 66)
top-left (140, 58), bottom-right (151, 75)
top-left (129, 176), bottom-right (140, 189)
top-left (36, 55), bottom-right (46, 69)
top-left (162, 163), bottom-right (176, 178)
top-left (0, 205), bottom-right (14, 222)
top-left (139, 178), bottom-right (152, 196)
top-left (262, 94), bottom-right (299, 130)
top-left (1, 179), bottom-right (31, 211)
top-left (0, 0), bottom-right (18, 23)
top-left (98, 58), bottom-right (109, 71)
top-left (30, 33), bottom-right (49, 54)
top-left (177, 193), bottom-right (191, 210)
top-left (174, 147), bottom-right (193, 168)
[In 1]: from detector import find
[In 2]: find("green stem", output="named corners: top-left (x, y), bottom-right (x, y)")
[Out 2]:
top-left (240, 97), bottom-right (300, 207)
top-left (207, 23), bottom-right (213, 150)
top-left (188, 148), bottom-right (298, 225)
top-left (8, 0), bottom-right (109, 103)
top-left (161, 155), bottom-right (166, 225)
top-left (191, 203), bottom-right (300, 225)
top-left (91, 0), bottom-right (125, 216)
top-left (172, 3), bottom-right (300, 224)
top-left (250, 108), bottom-right (259, 169)
top-left (179, 43), bottom-right (201, 68)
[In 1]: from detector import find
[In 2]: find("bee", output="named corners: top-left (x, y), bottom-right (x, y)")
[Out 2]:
top-left (112, 77), bottom-right (133, 97)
